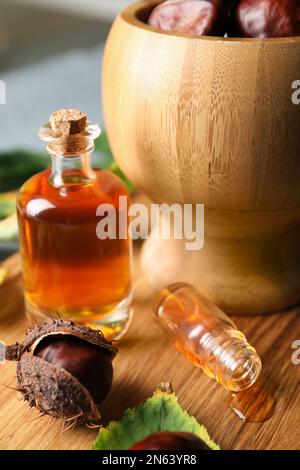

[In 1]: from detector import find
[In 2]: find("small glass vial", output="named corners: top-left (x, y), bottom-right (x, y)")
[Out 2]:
top-left (155, 283), bottom-right (262, 392)
top-left (17, 109), bottom-right (132, 339)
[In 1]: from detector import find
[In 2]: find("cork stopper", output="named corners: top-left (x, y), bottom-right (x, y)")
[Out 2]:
top-left (46, 108), bottom-right (90, 154)
top-left (38, 108), bottom-right (100, 156)
top-left (50, 109), bottom-right (87, 136)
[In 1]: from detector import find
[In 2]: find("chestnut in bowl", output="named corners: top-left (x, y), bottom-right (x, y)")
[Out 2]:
top-left (148, 0), bottom-right (229, 37)
top-left (232, 0), bottom-right (300, 38)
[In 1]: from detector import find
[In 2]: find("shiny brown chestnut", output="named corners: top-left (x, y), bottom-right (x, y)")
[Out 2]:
top-left (233, 0), bottom-right (300, 38)
top-left (129, 431), bottom-right (211, 450)
top-left (148, 0), bottom-right (229, 37)
top-left (5, 320), bottom-right (117, 424)
top-left (35, 335), bottom-right (113, 405)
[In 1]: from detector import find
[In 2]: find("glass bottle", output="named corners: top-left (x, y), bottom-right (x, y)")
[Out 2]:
top-left (155, 283), bottom-right (262, 392)
top-left (17, 109), bottom-right (132, 339)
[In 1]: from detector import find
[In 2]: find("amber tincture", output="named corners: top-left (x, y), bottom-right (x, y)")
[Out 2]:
top-left (228, 382), bottom-right (276, 423)
top-left (155, 283), bottom-right (262, 392)
top-left (17, 109), bottom-right (132, 339)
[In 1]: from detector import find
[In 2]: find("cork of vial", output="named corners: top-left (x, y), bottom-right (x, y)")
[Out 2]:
top-left (49, 109), bottom-right (88, 154)
top-left (50, 109), bottom-right (87, 136)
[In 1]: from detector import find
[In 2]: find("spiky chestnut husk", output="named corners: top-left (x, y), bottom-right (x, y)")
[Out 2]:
top-left (6, 320), bottom-right (118, 425)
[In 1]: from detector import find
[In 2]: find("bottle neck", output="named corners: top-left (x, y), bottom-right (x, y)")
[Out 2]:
top-left (49, 151), bottom-right (96, 188)
top-left (38, 120), bottom-right (101, 188)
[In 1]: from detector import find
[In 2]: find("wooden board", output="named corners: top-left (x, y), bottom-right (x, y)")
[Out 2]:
top-left (0, 252), bottom-right (299, 450)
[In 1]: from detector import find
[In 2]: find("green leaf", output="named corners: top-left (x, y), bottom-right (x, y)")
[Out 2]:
top-left (0, 132), bottom-right (134, 195)
top-left (0, 150), bottom-right (50, 192)
top-left (93, 131), bottom-right (114, 169)
top-left (94, 132), bottom-right (135, 194)
top-left (92, 386), bottom-right (220, 451)
top-left (0, 192), bottom-right (17, 219)
top-left (109, 161), bottom-right (135, 195)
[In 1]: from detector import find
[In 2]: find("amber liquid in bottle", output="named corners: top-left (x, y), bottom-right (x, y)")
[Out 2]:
top-left (17, 111), bottom-right (132, 339)
top-left (155, 283), bottom-right (262, 392)
top-left (156, 283), bottom-right (275, 422)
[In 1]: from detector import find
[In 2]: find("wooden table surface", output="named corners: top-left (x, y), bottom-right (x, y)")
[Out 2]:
top-left (0, 252), bottom-right (299, 450)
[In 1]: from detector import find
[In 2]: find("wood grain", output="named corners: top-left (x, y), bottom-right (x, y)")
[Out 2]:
top-left (103, 0), bottom-right (300, 210)
top-left (102, 0), bottom-right (300, 314)
top-left (0, 252), bottom-right (299, 450)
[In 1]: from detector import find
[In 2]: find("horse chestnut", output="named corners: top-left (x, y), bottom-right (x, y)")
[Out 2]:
top-left (233, 0), bottom-right (300, 37)
top-left (35, 335), bottom-right (113, 405)
top-left (148, 0), bottom-right (229, 37)
top-left (6, 320), bottom-right (117, 425)
top-left (129, 432), bottom-right (211, 450)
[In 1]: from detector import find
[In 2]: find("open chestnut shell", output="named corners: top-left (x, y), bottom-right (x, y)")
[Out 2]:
top-left (6, 320), bottom-right (117, 425)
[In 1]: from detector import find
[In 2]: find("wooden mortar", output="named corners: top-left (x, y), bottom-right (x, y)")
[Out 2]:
top-left (102, 0), bottom-right (300, 314)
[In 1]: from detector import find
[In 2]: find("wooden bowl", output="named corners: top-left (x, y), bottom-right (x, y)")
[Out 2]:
top-left (102, 0), bottom-right (300, 314)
